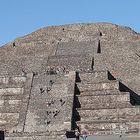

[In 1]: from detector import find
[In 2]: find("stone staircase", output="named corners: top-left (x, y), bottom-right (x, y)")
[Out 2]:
top-left (22, 71), bottom-right (75, 139)
top-left (74, 70), bottom-right (140, 135)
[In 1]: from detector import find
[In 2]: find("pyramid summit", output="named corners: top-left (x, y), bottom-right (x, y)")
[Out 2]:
top-left (0, 23), bottom-right (140, 139)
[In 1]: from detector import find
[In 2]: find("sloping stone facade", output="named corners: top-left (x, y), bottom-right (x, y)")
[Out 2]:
top-left (0, 23), bottom-right (140, 139)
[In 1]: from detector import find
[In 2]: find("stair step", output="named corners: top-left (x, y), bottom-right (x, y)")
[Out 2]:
top-left (77, 107), bottom-right (140, 118)
top-left (76, 71), bottom-right (109, 83)
top-left (79, 101), bottom-right (131, 109)
top-left (77, 121), bottom-right (140, 134)
top-left (77, 94), bottom-right (130, 105)
top-left (76, 81), bottom-right (119, 92)
top-left (77, 118), bottom-right (140, 124)
top-left (79, 114), bottom-right (140, 122)
top-left (78, 90), bottom-right (128, 96)
top-left (84, 128), bottom-right (139, 135)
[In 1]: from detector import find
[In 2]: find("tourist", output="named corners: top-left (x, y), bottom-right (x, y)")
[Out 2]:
top-left (75, 128), bottom-right (80, 140)
top-left (80, 129), bottom-right (88, 140)
top-left (40, 88), bottom-right (45, 93)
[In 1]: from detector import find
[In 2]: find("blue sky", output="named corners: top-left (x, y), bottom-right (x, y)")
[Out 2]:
top-left (0, 0), bottom-right (140, 46)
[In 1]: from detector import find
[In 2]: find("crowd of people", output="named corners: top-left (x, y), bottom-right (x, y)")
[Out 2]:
top-left (46, 66), bottom-right (69, 75)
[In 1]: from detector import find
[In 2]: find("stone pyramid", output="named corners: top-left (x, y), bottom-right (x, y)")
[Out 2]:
top-left (0, 23), bottom-right (140, 139)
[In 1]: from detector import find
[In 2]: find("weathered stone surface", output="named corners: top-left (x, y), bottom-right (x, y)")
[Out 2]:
top-left (77, 81), bottom-right (119, 92)
top-left (1, 22), bottom-right (140, 139)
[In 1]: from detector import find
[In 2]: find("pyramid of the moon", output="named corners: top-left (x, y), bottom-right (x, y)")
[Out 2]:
top-left (0, 23), bottom-right (140, 139)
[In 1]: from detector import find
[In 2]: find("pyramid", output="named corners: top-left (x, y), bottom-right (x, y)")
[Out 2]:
top-left (0, 23), bottom-right (140, 139)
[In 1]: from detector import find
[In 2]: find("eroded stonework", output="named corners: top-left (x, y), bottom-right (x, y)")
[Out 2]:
top-left (0, 23), bottom-right (140, 139)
